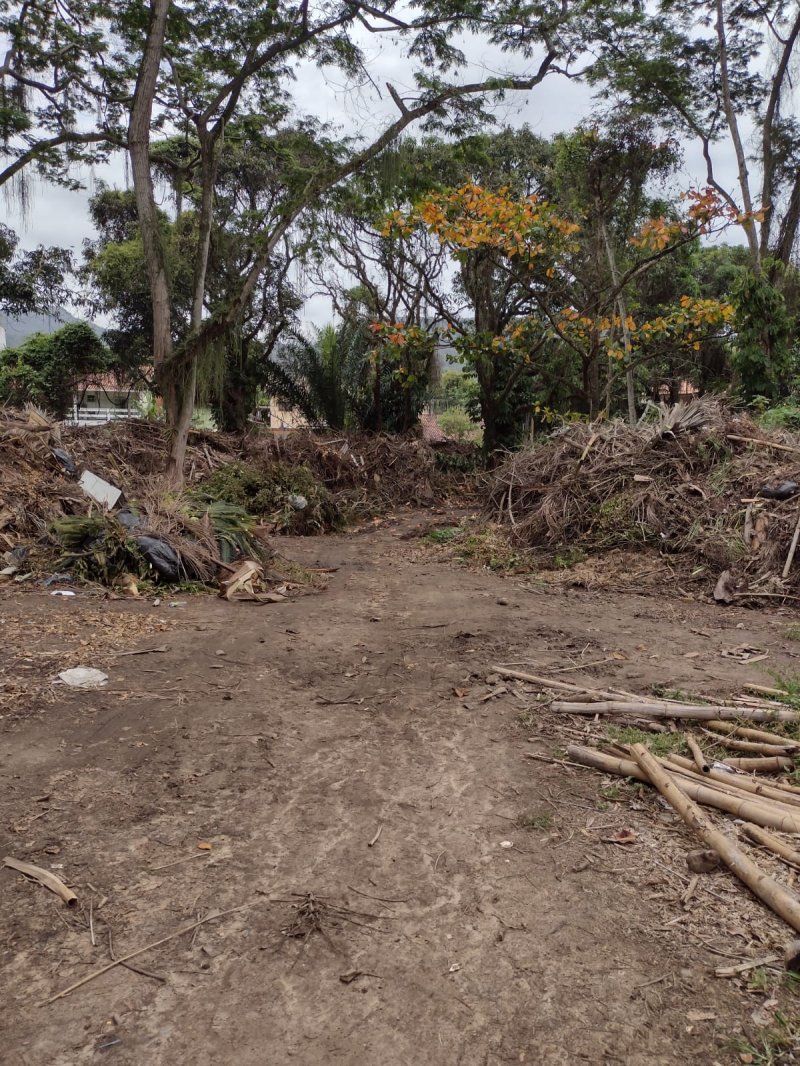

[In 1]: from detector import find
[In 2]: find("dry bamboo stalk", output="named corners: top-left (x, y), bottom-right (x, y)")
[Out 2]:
top-left (721, 755), bottom-right (794, 772)
top-left (784, 512), bottom-right (800, 579)
top-left (703, 731), bottom-right (793, 755)
top-left (490, 666), bottom-right (646, 702)
top-left (687, 735), bottom-right (710, 773)
top-left (663, 760), bottom-right (800, 820)
top-left (743, 824), bottom-right (800, 868)
top-left (4, 856), bottom-right (77, 906)
top-left (667, 754), bottom-right (800, 809)
top-left (551, 700), bottom-right (800, 723)
top-left (706, 720), bottom-right (799, 747)
top-left (629, 743), bottom-right (800, 936)
top-left (745, 683), bottom-right (789, 698)
top-left (766, 778), bottom-right (800, 797)
top-left (727, 433), bottom-right (800, 455)
top-left (565, 747), bottom-right (800, 832)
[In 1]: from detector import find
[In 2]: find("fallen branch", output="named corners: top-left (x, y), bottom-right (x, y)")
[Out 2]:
top-left (490, 667), bottom-right (646, 703)
top-left (552, 700), bottom-right (800, 723)
top-left (727, 434), bottom-right (800, 455)
top-left (715, 955), bottom-right (782, 978)
top-left (4, 856), bottom-right (77, 907)
top-left (743, 824), bottom-right (800, 869)
top-left (42, 905), bottom-right (245, 1005)
top-left (629, 743), bottom-right (800, 935)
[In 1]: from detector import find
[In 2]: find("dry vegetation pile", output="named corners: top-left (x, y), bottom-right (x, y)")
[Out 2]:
top-left (488, 397), bottom-right (800, 600)
top-left (0, 409), bottom-right (472, 589)
top-left (245, 429), bottom-right (471, 507)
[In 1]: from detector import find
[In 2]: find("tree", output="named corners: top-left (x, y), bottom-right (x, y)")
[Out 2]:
top-left (0, 223), bottom-right (72, 316)
top-left (591, 0), bottom-right (800, 383)
top-left (0, 322), bottom-right (112, 417)
top-left (123, 0), bottom-right (588, 479)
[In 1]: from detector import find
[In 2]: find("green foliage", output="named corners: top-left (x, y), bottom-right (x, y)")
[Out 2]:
top-left (731, 268), bottom-right (793, 400)
top-left (759, 402), bottom-right (800, 432)
top-left (437, 407), bottom-right (475, 441)
top-left (0, 224), bottom-right (72, 316)
top-left (52, 515), bottom-right (148, 584)
top-left (197, 460), bottom-right (342, 535)
top-left (516, 812), bottom-right (553, 831)
top-left (434, 446), bottom-right (483, 473)
top-left (553, 547), bottom-right (587, 570)
top-left (424, 526), bottom-right (463, 543)
top-left (0, 322), bottom-right (112, 418)
top-left (268, 318), bottom-right (373, 431)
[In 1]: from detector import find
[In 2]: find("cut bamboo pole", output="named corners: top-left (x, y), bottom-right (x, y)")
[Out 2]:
top-left (706, 720), bottom-right (799, 748)
top-left (784, 511), bottom-right (800, 579)
top-left (743, 824), bottom-right (800, 869)
top-left (667, 754), bottom-right (800, 809)
top-left (703, 731), bottom-right (794, 756)
top-left (565, 746), bottom-right (800, 832)
top-left (687, 735), bottom-right (710, 773)
top-left (628, 743), bottom-right (800, 936)
top-left (3, 856), bottom-right (77, 906)
top-left (745, 683), bottom-right (789, 698)
top-left (490, 667), bottom-right (645, 703)
top-left (721, 755), bottom-right (794, 772)
top-left (663, 760), bottom-right (800, 820)
top-left (551, 700), bottom-right (800, 723)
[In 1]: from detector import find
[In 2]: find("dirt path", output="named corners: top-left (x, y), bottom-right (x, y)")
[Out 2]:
top-left (2, 515), bottom-right (798, 1065)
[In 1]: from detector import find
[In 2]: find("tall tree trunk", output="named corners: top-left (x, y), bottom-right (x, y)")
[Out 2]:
top-left (599, 215), bottom-right (636, 424)
top-left (128, 0), bottom-right (173, 410)
top-left (715, 0), bottom-right (761, 274)
top-left (165, 136), bottom-right (217, 482)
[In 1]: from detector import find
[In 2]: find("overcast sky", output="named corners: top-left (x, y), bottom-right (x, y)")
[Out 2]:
top-left (6, 25), bottom-right (745, 326)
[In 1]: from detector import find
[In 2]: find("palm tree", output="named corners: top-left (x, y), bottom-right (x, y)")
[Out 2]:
top-left (266, 317), bottom-right (373, 429)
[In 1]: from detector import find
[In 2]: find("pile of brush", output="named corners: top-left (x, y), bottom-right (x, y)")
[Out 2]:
top-left (487, 396), bottom-right (800, 600)
top-left (245, 430), bottom-right (443, 507)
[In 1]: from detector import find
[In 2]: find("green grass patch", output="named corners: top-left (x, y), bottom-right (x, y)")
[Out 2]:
top-left (458, 529), bottom-right (529, 572)
top-left (516, 811), bottom-right (553, 831)
top-left (605, 724), bottom-right (687, 758)
top-left (730, 1010), bottom-right (800, 1064)
top-left (553, 547), bottom-right (588, 570)
top-left (424, 526), bottom-right (463, 544)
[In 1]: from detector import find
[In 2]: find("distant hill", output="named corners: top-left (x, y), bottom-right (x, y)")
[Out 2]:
top-left (0, 308), bottom-right (103, 349)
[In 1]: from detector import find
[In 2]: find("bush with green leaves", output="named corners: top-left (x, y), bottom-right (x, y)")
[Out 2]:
top-left (437, 407), bottom-right (475, 441)
top-left (0, 322), bottom-right (113, 418)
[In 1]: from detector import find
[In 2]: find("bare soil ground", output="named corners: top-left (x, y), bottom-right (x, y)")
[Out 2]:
top-left (2, 511), bottom-right (800, 1065)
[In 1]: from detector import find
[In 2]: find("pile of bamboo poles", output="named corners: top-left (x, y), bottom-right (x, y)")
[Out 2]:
top-left (498, 664), bottom-right (800, 951)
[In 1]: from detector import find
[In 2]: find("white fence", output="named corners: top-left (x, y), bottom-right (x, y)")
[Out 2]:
top-left (68, 405), bottom-right (138, 427)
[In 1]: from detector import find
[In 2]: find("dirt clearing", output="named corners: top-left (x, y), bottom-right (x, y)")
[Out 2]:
top-left (2, 513), bottom-right (799, 1065)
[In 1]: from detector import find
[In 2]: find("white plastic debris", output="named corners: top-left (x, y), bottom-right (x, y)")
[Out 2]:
top-left (50, 590), bottom-right (76, 597)
top-left (57, 667), bottom-right (108, 689)
top-left (79, 470), bottom-right (122, 510)
top-left (499, 840), bottom-right (514, 849)
top-left (288, 493), bottom-right (308, 510)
